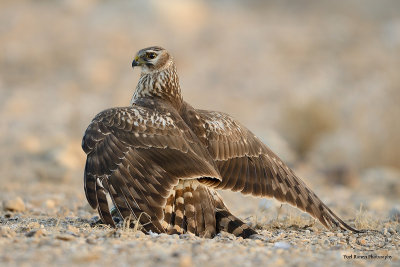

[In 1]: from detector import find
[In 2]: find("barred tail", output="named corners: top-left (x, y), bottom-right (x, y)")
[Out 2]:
top-left (211, 190), bottom-right (257, 238)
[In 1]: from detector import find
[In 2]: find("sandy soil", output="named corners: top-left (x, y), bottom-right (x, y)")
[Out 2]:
top-left (1, 1), bottom-right (400, 266)
top-left (0, 177), bottom-right (399, 267)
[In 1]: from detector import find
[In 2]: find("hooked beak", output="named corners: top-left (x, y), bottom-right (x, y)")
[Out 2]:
top-left (132, 56), bottom-right (140, 68)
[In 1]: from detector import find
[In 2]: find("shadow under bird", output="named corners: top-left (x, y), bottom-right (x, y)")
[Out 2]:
top-left (82, 46), bottom-right (359, 238)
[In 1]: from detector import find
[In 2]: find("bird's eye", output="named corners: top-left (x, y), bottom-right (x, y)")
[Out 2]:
top-left (147, 52), bottom-right (157, 59)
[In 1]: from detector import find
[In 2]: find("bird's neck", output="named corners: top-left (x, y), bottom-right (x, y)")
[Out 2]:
top-left (131, 63), bottom-right (183, 110)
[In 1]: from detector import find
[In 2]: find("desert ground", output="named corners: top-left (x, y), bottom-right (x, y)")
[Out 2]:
top-left (0, 1), bottom-right (399, 266)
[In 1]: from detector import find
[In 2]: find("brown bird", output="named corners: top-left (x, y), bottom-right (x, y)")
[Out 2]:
top-left (82, 46), bottom-right (358, 238)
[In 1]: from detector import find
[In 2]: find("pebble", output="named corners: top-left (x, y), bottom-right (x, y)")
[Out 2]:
top-left (274, 241), bottom-right (291, 249)
top-left (86, 238), bottom-right (97, 245)
top-left (254, 239), bottom-right (263, 245)
top-left (218, 231), bottom-right (236, 240)
top-left (359, 238), bottom-right (367, 246)
top-left (336, 233), bottom-right (343, 238)
top-left (179, 255), bottom-right (193, 267)
top-left (73, 252), bottom-right (101, 263)
top-left (273, 258), bottom-right (285, 266)
top-left (382, 228), bottom-right (388, 236)
top-left (56, 234), bottom-right (75, 241)
top-left (134, 231), bottom-right (145, 238)
top-left (304, 230), bottom-right (310, 234)
top-left (148, 231), bottom-right (159, 237)
top-left (170, 234), bottom-right (180, 240)
top-left (44, 199), bottom-right (56, 209)
top-left (26, 229), bottom-right (46, 238)
top-left (249, 234), bottom-right (268, 241)
top-left (389, 206), bottom-right (400, 221)
top-left (67, 225), bottom-right (79, 235)
top-left (3, 197), bottom-right (26, 212)
top-left (27, 222), bottom-right (40, 230)
top-left (179, 233), bottom-right (197, 240)
top-left (157, 233), bottom-right (170, 239)
top-left (0, 226), bottom-right (16, 238)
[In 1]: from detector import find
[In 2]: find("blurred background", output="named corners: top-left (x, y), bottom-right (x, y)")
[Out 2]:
top-left (0, 0), bottom-right (399, 223)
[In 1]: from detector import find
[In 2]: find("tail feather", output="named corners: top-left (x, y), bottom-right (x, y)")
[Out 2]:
top-left (211, 190), bottom-right (257, 238)
top-left (95, 179), bottom-right (115, 227)
top-left (199, 186), bottom-right (217, 238)
top-left (183, 182), bottom-right (196, 234)
top-left (169, 184), bottom-right (185, 234)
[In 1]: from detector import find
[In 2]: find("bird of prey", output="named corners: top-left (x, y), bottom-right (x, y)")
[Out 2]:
top-left (82, 46), bottom-right (358, 238)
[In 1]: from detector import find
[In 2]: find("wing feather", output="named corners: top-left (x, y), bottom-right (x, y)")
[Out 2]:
top-left (82, 105), bottom-right (221, 232)
top-left (195, 110), bottom-right (358, 232)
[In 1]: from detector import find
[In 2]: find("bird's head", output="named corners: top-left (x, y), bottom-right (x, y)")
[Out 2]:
top-left (132, 46), bottom-right (173, 74)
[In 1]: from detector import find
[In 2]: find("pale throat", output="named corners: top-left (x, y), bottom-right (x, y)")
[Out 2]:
top-left (130, 63), bottom-right (183, 109)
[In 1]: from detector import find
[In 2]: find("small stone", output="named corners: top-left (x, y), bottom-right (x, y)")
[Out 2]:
top-left (171, 234), bottom-right (180, 239)
top-left (389, 207), bottom-right (400, 221)
top-left (157, 233), bottom-right (169, 239)
top-left (56, 234), bottom-right (75, 241)
top-left (134, 231), bottom-right (145, 238)
top-left (179, 255), bottom-right (192, 267)
top-left (148, 231), bottom-right (158, 237)
top-left (359, 238), bottom-right (367, 246)
top-left (26, 229), bottom-right (46, 238)
top-left (0, 226), bottom-right (16, 238)
top-left (3, 197), bottom-right (25, 212)
top-left (249, 234), bottom-right (269, 241)
top-left (336, 233), bottom-right (343, 238)
top-left (218, 231), bottom-right (235, 240)
top-left (273, 258), bottom-right (285, 266)
top-left (254, 239), bottom-right (263, 245)
top-left (73, 252), bottom-right (101, 263)
top-left (44, 199), bottom-right (56, 209)
top-left (67, 225), bottom-right (79, 234)
top-left (27, 222), bottom-right (40, 230)
top-left (326, 232), bottom-right (334, 237)
top-left (86, 238), bottom-right (97, 244)
top-left (305, 230), bottom-right (311, 234)
top-left (274, 241), bottom-right (291, 249)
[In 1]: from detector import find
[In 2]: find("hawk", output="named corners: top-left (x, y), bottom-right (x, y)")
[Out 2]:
top-left (82, 46), bottom-right (358, 238)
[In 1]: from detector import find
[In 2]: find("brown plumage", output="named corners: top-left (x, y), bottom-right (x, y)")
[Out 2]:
top-left (82, 46), bottom-right (358, 237)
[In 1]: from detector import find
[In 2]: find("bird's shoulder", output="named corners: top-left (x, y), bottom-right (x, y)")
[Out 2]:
top-left (180, 103), bottom-right (252, 143)
top-left (81, 100), bottom-right (186, 155)
top-left (179, 104), bottom-right (268, 161)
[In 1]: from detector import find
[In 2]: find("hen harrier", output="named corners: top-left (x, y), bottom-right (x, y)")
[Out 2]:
top-left (82, 46), bottom-right (358, 238)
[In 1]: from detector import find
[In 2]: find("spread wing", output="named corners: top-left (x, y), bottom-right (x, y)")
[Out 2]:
top-left (82, 106), bottom-right (221, 233)
top-left (197, 110), bottom-right (358, 232)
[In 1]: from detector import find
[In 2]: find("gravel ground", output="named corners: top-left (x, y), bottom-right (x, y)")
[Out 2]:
top-left (0, 184), bottom-right (399, 267)
top-left (1, 1), bottom-right (400, 266)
